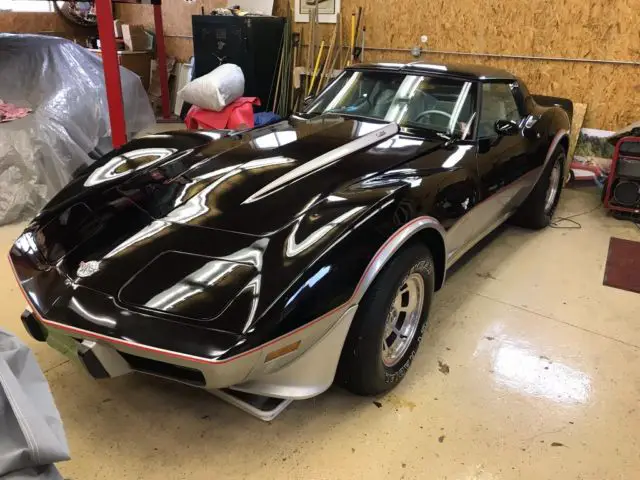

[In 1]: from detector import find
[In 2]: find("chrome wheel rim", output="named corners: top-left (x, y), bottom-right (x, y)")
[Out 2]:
top-left (544, 159), bottom-right (562, 214)
top-left (382, 273), bottom-right (425, 367)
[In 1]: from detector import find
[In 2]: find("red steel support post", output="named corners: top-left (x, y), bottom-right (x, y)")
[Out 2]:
top-left (153, 3), bottom-right (171, 119)
top-left (95, 0), bottom-right (127, 147)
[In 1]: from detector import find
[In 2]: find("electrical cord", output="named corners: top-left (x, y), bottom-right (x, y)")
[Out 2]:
top-left (549, 204), bottom-right (602, 229)
top-left (551, 205), bottom-right (640, 234)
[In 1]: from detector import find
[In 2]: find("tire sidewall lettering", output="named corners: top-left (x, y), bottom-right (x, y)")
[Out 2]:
top-left (383, 257), bottom-right (432, 384)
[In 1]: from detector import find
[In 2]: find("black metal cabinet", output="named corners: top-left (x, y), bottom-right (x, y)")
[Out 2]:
top-left (192, 15), bottom-right (285, 112)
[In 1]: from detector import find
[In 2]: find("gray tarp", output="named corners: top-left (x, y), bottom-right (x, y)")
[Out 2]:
top-left (0, 34), bottom-right (155, 225)
top-left (0, 330), bottom-right (69, 479)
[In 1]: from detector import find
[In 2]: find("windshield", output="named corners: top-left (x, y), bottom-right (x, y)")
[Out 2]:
top-left (305, 70), bottom-right (477, 139)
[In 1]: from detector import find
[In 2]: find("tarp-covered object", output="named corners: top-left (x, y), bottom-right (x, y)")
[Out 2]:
top-left (608, 120), bottom-right (640, 146)
top-left (0, 34), bottom-right (155, 225)
top-left (0, 329), bottom-right (69, 479)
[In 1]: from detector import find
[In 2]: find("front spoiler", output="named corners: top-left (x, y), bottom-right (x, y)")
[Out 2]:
top-left (21, 304), bottom-right (356, 401)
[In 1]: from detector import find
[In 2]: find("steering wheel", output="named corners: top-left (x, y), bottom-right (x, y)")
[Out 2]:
top-left (415, 110), bottom-right (452, 124)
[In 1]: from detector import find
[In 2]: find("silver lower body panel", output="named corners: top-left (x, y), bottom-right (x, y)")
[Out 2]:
top-left (39, 304), bottom-right (357, 420)
top-left (210, 389), bottom-right (294, 421)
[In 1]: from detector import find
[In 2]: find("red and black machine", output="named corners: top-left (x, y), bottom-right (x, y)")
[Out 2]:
top-left (603, 137), bottom-right (640, 220)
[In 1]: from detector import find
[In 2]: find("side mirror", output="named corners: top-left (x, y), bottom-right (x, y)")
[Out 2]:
top-left (495, 119), bottom-right (519, 136)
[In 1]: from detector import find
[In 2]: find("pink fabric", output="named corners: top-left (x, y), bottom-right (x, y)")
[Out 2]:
top-left (0, 100), bottom-right (32, 123)
top-left (185, 97), bottom-right (260, 130)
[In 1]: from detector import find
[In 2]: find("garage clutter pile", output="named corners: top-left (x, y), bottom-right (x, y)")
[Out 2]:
top-left (178, 63), bottom-right (275, 130)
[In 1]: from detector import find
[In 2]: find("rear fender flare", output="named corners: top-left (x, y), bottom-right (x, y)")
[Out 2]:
top-left (544, 129), bottom-right (569, 181)
top-left (546, 129), bottom-right (569, 162)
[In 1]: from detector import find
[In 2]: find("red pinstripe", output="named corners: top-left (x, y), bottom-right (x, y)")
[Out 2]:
top-left (8, 215), bottom-right (435, 366)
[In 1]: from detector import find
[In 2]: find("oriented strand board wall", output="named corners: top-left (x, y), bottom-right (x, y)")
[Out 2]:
top-left (347, 50), bottom-right (639, 131)
top-left (292, 0), bottom-right (640, 130)
top-left (117, 0), bottom-right (640, 129)
top-left (0, 12), bottom-right (93, 40)
top-left (116, 0), bottom-right (226, 61)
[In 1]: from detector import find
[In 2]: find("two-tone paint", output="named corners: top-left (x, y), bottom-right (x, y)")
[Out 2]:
top-left (10, 62), bottom-right (571, 399)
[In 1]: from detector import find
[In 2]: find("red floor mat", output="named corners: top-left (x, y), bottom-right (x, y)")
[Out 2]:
top-left (603, 237), bottom-right (640, 294)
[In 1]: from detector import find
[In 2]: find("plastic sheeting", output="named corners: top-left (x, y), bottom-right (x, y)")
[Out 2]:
top-left (0, 34), bottom-right (155, 225)
top-left (0, 329), bottom-right (69, 479)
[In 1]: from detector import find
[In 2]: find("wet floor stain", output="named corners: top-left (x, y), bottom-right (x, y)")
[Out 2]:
top-left (551, 442), bottom-right (566, 447)
top-left (373, 401), bottom-right (383, 408)
top-left (438, 435), bottom-right (446, 443)
top-left (438, 360), bottom-right (450, 375)
top-left (476, 271), bottom-right (497, 280)
top-left (386, 394), bottom-right (417, 411)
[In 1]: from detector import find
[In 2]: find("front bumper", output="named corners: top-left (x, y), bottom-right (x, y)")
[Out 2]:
top-left (22, 308), bottom-right (266, 389)
top-left (21, 303), bottom-right (356, 399)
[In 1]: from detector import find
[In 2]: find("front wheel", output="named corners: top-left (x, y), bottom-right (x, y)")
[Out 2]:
top-left (336, 243), bottom-right (435, 396)
top-left (512, 146), bottom-right (565, 229)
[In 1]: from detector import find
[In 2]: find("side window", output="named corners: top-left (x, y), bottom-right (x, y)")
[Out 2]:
top-left (478, 83), bottom-right (522, 137)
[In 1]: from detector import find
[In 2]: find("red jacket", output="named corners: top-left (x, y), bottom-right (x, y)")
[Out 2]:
top-left (184, 97), bottom-right (260, 130)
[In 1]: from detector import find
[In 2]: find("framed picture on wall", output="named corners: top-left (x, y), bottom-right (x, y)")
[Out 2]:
top-left (294, 0), bottom-right (340, 23)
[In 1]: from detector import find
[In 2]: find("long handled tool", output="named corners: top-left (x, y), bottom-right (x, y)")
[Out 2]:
top-left (352, 7), bottom-right (363, 63)
top-left (306, 5), bottom-right (318, 94)
top-left (347, 11), bottom-right (355, 67)
top-left (353, 7), bottom-right (363, 64)
top-left (307, 40), bottom-right (325, 95)
top-left (316, 21), bottom-right (338, 95)
top-left (291, 30), bottom-right (300, 110)
top-left (337, 12), bottom-right (343, 68)
top-left (325, 12), bottom-right (343, 88)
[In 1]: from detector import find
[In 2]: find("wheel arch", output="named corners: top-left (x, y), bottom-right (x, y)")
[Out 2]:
top-left (546, 129), bottom-right (569, 182)
top-left (545, 129), bottom-right (569, 164)
top-left (558, 134), bottom-right (569, 153)
top-left (352, 216), bottom-right (447, 303)
top-left (413, 227), bottom-right (446, 291)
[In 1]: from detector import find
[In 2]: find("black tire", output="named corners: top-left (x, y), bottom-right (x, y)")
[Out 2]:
top-left (336, 243), bottom-right (435, 396)
top-left (511, 145), bottom-right (566, 229)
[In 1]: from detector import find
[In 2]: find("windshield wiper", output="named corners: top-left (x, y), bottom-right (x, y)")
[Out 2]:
top-left (435, 131), bottom-right (461, 147)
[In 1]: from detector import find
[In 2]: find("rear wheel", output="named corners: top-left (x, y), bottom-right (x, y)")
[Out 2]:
top-left (337, 244), bottom-right (435, 396)
top-left (512, 146), bottom-right (565, 229)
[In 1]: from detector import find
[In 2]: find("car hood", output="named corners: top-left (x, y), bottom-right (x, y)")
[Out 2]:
top-left (16, 116), bottom-right (444, 334)
top-left (108, 116), bottom-right (441, 236)
top-left (40, 116), bottom-right (443, 237)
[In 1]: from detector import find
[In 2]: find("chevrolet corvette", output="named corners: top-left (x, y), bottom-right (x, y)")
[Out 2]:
top-left (10, 62), bottom-right (572, 418)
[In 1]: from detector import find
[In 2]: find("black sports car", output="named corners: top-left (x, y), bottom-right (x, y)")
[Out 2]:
top-left (10, 62), bottom-right (571, 418)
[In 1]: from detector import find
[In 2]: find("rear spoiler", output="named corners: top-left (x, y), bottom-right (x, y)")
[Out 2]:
top-left (532, 95), bottom-right (573, 122)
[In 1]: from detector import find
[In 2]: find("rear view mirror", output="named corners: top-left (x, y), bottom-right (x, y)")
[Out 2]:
top-left (495, 119), bottom-right (519, 136)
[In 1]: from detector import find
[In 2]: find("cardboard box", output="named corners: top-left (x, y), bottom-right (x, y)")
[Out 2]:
top-left (119, 51), bottom-right (152, 90)
top-left (122, 24), bottom-right (147, 51)
top-left (114, 19), bottom-right (123, 38)
top-left (89, 49), bottom-right (152, 90)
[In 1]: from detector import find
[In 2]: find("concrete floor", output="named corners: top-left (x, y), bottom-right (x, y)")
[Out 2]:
top-left (2, 186), bottom-right (640, 479)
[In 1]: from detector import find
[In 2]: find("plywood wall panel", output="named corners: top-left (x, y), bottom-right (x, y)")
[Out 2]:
top-left (116, 0), bottom-right (226, 38)
top-left (116, 0), bottom-right (640, 130)
top-left (352, 49), bottom-right (640, 131)
top-left (0, 12), bottom-right (92, 39)
top-left (299, 0), bottom-right (640, 59)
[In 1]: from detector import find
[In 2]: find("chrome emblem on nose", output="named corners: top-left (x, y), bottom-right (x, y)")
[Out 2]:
top-left (77, 260), bottom-right (100, 278)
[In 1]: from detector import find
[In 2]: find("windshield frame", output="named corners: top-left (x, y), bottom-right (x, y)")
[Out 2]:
top-left (303, 69), bottom-right (479, 141)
